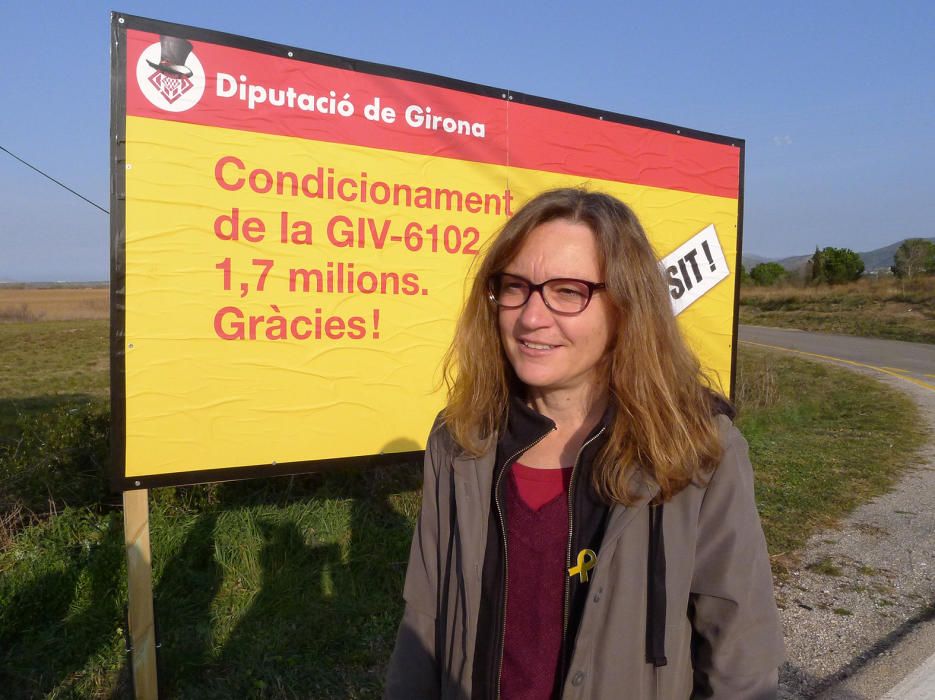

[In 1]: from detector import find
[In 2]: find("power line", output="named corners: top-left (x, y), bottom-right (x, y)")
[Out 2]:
top-left (0, 144), bottom-right (109, 215)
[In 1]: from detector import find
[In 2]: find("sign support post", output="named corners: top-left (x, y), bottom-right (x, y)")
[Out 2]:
top-left (123, 488), bottom-right (159, 700)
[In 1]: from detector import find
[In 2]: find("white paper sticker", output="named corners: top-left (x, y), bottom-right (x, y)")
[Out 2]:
top-left (661, 224), bottom-right (731, 316)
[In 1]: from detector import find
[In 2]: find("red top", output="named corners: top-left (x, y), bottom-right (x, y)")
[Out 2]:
top-left (511, 462), bottom-right (573, 511)
top-left (501, 463), bottom-right (573, 699)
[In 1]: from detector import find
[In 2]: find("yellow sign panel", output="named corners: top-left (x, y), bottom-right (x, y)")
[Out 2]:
top-left (113, 18), bottom-right (742, 487)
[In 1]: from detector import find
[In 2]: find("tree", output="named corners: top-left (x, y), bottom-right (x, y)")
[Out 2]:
top-left (810, 246), bottom-right (863, 284)
top-left (808, 246), bottom-right (825, 284)
top-left (749, 262), bottom-right (786, 286)
top-left (738, 263), bottom-right (751, 285)
top-left (893, 239), bottom-right (935, 278)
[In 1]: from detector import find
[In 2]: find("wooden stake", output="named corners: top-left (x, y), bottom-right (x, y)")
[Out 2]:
top-left (123, 488), bottom-right (159, 699)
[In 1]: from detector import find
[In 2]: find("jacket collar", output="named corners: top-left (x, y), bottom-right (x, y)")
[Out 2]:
top-left (497, 393), bottom-right (557, 466)
top-left (497, 392), bottom-right (621, 468)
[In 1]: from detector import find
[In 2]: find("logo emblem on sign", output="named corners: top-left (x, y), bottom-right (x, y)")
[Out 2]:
top-left (136, 35), bottom-right (206, 112)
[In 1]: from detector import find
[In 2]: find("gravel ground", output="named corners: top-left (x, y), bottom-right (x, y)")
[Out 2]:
top-left (775, 368), bottom-right (935, 698)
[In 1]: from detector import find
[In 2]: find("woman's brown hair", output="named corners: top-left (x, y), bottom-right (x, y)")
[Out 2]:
top-left (441, 188), bottom-right (726, 504)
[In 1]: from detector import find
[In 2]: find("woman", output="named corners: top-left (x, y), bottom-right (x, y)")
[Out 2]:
top-left (385, 189), bottom-right (783, 699)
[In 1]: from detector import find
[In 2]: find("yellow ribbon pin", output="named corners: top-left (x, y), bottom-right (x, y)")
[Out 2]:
top-left (568, 549), bottom-right (597, 583)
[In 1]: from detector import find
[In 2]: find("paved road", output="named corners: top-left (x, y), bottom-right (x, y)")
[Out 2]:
top-left (738, 325), bottom-right (935, 392)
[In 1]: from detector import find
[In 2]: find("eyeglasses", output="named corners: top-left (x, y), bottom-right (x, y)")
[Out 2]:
top-left (487, 273), bottom-right (606, 316)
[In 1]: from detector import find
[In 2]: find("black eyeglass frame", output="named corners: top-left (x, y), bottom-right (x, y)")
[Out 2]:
top-left (487, 272), bottom-right (607, 316)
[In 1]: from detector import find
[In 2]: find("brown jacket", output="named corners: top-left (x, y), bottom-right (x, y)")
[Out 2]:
top-left (385, 414), bottom-right (784, 698)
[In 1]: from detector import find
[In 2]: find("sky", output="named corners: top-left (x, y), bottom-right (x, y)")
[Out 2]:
top-left (1, 1), bottom-right (932, 281)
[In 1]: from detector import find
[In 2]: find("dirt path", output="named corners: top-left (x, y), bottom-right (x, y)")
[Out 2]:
top-left (737, 328), bottom-right (935, 698)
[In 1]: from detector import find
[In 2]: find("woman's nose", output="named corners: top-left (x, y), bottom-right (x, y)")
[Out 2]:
top-left (517, 287), bottom-right (552, 326)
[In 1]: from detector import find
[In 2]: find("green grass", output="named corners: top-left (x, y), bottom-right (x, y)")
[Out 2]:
top-left (1, 469), bottom-right (422, 698)
top-left (735, 346), bottom-right (927, 566)
top-left (0, 320), bottom-right (108, 444)
top-left (805, 557), bottom-right (844, 577)
top-left (0, 320), bottom-right (929, 697)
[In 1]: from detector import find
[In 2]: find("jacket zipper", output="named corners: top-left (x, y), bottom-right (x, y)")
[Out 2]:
top-left (560, 426), bottom-right (607, 683)
top-left (495, 429), bottom-right (553, 700)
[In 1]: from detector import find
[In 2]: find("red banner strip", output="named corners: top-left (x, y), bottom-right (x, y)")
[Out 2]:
top-left (126, 30), bottom-right (739, 199)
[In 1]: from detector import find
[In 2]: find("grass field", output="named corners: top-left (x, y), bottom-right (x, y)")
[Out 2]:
top-left (739, 276), bottom-right (935, 343)
top-left (0, 301), bottom-right (928, 697)
top-left (0, 319), bottom-right (108, 444)
top-left (0, 286), bottom-right (108, 322)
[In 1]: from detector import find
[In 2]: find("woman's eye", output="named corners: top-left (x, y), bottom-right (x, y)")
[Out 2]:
top-left (556, 285), bottom-right (585, 298)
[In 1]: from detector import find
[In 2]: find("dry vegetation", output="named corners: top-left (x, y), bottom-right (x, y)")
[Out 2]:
top-left (0, 286), bottom-right (108, 322)
top-left (740, 275), bottom-right (935, 343)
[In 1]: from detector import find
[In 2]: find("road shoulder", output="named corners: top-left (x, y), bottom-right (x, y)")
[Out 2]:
top-left (739, 338), bottom-right (935, 698)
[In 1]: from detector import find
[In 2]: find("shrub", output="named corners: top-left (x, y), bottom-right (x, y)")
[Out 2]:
top-left (810, 246), bottom-right (864, 284)
top-left (0, 401), bottom-right (112, 521)
top-left (749, 262), bottom-right (787, 286)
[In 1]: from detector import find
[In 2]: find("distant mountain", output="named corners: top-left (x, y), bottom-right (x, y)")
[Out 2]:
top-left (744, 237), bottom-right (935, 274)
top-left (858, 238), bottom-right (935, 272)
top-left (740, 252), bottom-right (810, 272)
top-left (740, 253), bottom-right (771, 269)
top-left (773, 254), bottom-right (812, 272)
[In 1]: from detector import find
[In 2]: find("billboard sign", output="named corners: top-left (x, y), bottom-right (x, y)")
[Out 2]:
top-left (111, 14), bottom-right (743, 489)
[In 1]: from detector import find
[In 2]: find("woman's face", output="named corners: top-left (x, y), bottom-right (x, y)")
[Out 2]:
top-left (497, 219), bottom-right (615, 400)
